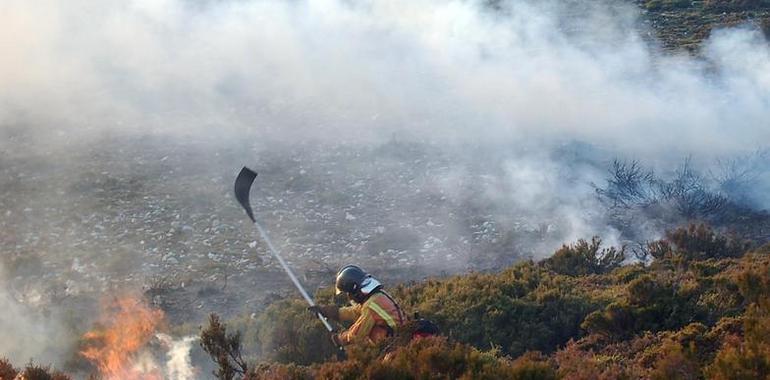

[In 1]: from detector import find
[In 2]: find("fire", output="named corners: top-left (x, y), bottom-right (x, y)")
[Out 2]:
top-left (81, 295), bottom-right (165, 380)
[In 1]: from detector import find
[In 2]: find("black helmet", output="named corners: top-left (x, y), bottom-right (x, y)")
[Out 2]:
top-left (335, 265), bottom-right (368, 295)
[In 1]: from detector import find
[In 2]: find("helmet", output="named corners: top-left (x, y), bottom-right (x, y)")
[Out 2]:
top-left (335, 265), bottom-right (367, 295)
top-left (335, 264), bottom-right (381, 296)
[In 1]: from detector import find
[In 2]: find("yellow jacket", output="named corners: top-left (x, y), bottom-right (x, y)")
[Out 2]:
top-left (338, 292), bottom-right (404, 345)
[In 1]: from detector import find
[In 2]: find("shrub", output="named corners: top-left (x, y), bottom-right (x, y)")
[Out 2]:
top-left (595, 160), bottom-right (657, 209)
top-left (596, 159), bottom-right (732, 233)
top-left (200, 314), bottom-right (250, 380)
top-left (14, 362), bottom-right (70, 380)
top-left (244, 337), bottom-right (546, 379)
top-left (255, 300), bottom-right (339, 365)
top-left (555, 341), bottom-right (630, 379)
top-left (543, 237), bottom-right (625, 277)
top-left (649, 341), bottom-right (701, 380)
top-left (244, 363), bottom-right (312, 380)
top-left (0, 358), bottom-right (18, 380)
top-left (581, 303), bottom-right (635, 340)
top-left (646, 224), bottom-right (748, 263)
top-left (707, 328), bottom-right (770, 380)
top-left (311, 337), bottom-right (557, 380)
top-left (708, 260), bottom-right (770, 379)
top-left (394, 261), bottom-right (599, 357)
top-left (582, 274), bottom-right (706, 339)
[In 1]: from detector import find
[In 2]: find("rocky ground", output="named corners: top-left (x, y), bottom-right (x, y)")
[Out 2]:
top-left (2, 134), bottom-right (584, 325)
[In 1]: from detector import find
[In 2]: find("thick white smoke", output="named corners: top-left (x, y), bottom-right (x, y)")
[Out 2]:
top-left (0, 264), bottom-right (75, 366)
top-left (1, 0), bottom-right (769, 155)
top-left (157, 334), bottom-right (198, 380)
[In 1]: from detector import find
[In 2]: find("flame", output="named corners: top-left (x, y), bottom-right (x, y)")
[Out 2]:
top-left (81, 295), bottom-right (165, 380)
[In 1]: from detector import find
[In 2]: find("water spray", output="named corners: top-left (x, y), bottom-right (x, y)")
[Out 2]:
top-left (233, 167), bottom-right (340, 337)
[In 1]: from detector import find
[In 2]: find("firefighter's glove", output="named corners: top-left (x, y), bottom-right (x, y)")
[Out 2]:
top-left (330, 333), bottom-right (343, 347)
top-left (308, 305), bottom-right (340, 321)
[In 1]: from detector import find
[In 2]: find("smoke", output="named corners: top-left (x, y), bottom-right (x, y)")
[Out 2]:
top-left (0, 263), bottom-right (76, 366)
top-left (157, 334), bottom-right (198, 380)
top-left (1, 0), bottom-right (769, 153)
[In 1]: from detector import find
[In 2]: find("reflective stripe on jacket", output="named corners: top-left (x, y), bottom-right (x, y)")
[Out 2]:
top-left (338, 291), bottom-right (403, 345)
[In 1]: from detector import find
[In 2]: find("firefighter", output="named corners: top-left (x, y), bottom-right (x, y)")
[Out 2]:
top-left (310, 265), bottom-right (404, 346)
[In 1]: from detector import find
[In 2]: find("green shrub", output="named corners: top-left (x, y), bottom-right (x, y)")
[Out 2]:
top-left (245, 337), bottom-right (555, 380)
top-left (542, 238), bottom-right (625, 277)
top-left (708, 260), bottom-right (770, 379)
top-left (649, 341), bottom-right (701, 380)
top-left (648, 224), bottom-right (748, 263)
top-left (255, 300), bottom-right (340, 365)
top-left (395, 261), bottom-right (599, 357)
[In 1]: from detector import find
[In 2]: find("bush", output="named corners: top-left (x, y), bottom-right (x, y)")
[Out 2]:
top-left (0, 358), bottom-right (18, 380)
top-left (244, 363), bottom-right (312, 380)
top-left (255, 300), bottom-right (339, 365)
top-left (0, 361), bottom-right (71, 380)
top-left (582, 274), bottom-right (707, 339)
top-left (244, 337), bottom-right (558, 380)
top-left (645, 224), bottom-right (748, 263)
top-left (394, 261), bottom-right (599, 357)
top-left (596, 159), bottom-right (732, 234)
top-left (200, 314), bottom-right (250, 380)
top-left (649, 341), bottom-right (700, 380)
top-left (708, 260), bottom-right (770, 379)
top-left (555, 341), bottom-right (631, 379)
top-left (543, 237), bottom-right (625, 276)
top-left (581, 303), bottom-right (635, 340)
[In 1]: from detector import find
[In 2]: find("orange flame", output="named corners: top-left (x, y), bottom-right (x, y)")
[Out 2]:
top-left (81, 295), bottom-right (165, 380)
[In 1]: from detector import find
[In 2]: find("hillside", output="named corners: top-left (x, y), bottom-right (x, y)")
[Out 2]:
top-left (2, 0), bottom-right (770, 378)
top-left (197, 224), bottom-right (770, 379)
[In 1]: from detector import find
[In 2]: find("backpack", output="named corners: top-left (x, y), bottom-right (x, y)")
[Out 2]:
top-left (411, 312), bottom-right (439, 339)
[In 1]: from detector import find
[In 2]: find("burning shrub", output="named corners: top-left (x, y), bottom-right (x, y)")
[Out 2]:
top-left (79, 295), bottom-right (166, 380)
top-left (542, 237), bottom-right (625, 276)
